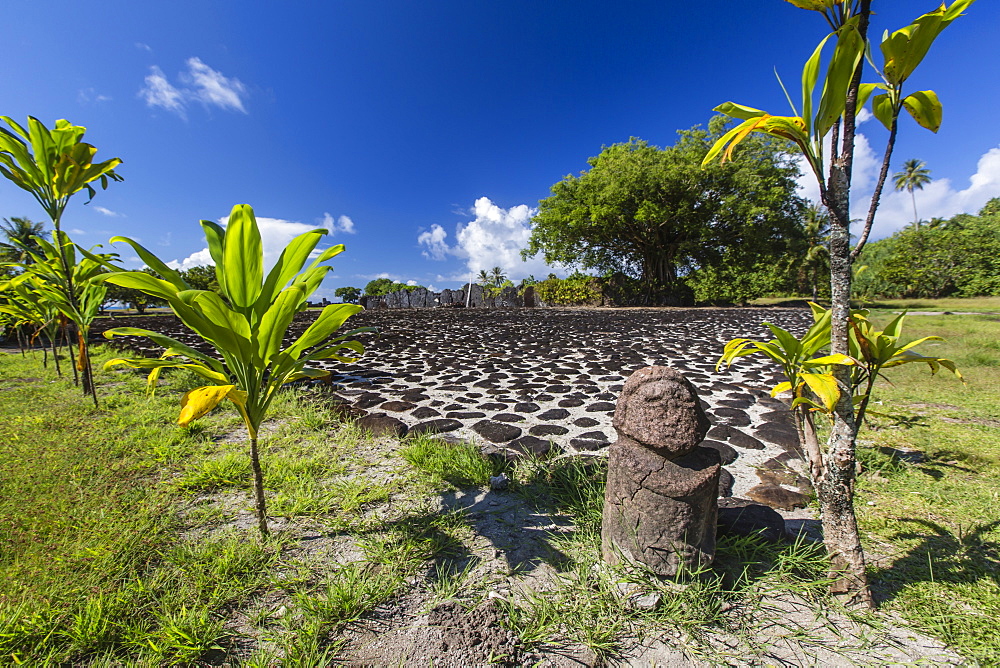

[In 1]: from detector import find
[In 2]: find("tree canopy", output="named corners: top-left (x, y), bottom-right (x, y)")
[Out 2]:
top-left (523, 118), bottom-right (805, 304)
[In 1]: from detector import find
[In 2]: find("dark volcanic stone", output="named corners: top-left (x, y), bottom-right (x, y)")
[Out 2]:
top-left (493, 413), bottom-right (525, 423)
top-left (513, 402), bottom-right (540, 413)
top-left (570, 437), bottom-right (609, 451)
top-left (557, 398), bottom-right (585, 408)
top-left (700, 439), bottom-right (738, 465)
top-left (353, 394), bottom-right (386, 409)
top-left (728, 429), bottom-right (766, 450)
top-left (446, 411), bottom-right (487, 419)
top-left (746, 485), bottom-right (810, 511)
top-left (530, 424), bottom-right (569, 437)
top-left (479, 402), bottom-right (508, 411)
top-left (507, 435), bottom-right (552, 458)
top-left (357, 414), bottom-right (408, 438)
top-left (710, 407), bottom-right (752, 427)
top-left (718, 468), bottom-right (734, 497)
top-left (717, 498), bottom-right (786, 542)
top-left (410, 406), bottom-right (440, 419)
top-left (717, 398), bottom-right (753, 409)
top-left (409, 418), bottom-right (463, 436)
top-left (754, 423), bottom-right (801, 450)
top-left (380, 400), bottom-right (416, 412)
top-left (573, 417), bottom-right (600, 428)
top-left (758, 409), bottom-right (795, 425)
top-left (585, 401), bottom-right (617, 413)
top-left (472, 420), bottom-right (522, 443)
top-left (537, 408), bottom-right (570, 420)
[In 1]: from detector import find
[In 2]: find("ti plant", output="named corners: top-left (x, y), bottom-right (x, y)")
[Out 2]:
top-left (718, 303), bottom-right (962, 483)
top-left (96, 204), bottom-right (371, 537)
top-left (703, 0), bottom-right (973, 606)
top-left (5, 233), bottom-right (114, 399)
top-left (0, 116), bottom-right (122, 399)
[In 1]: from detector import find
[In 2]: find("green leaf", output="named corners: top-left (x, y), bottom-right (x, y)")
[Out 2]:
top-left (257, 287), bottom-right (304, 365)
top-left (712, 102), bottom-right (767, 121)
top-left (109, 236), bottom-right (189, 291)
top-left (801, 33), bottom-right (834, 134)
top-left (200, 219), bottom-right (228, 295)
top-left (815, 21), bottom-right (864, 137)
top-left (765, 322), bottom-right (802, 359)
top-left (221, 204), bottom-right (263, 309)
top-left (257, 230), bottom-right (327, 317)
top-left (871, 93), bottom-right (895, 131)
top-left (902, 90), bottom-right (943, 133)
top-left (284, 303), bottom-right (363, 358)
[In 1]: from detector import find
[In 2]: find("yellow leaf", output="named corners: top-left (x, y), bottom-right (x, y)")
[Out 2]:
top-left (800, 373), bottom-right (841, 413)
top-left (771, 381), bottom-right (793, 397)
top-left (178, 385), bottom-right (237, 427)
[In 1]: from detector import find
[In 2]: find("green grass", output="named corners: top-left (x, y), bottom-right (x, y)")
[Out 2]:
top-left (854, 312), bottom-right (1000, 663)
top-left (399, 432), bottom-right (504, 487)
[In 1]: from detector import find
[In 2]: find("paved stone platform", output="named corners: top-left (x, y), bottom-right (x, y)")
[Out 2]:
top-left (95, 307), bottom-right (817, 516)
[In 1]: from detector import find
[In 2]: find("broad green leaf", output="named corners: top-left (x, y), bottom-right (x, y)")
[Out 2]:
top-left (801, 33), bottom-right (834, 133)
top-left (765, 322), bottom-right (802, 359)
top-left (200, 219), bottom-right (227, 295)
top-left (871, 93), bottom-right (895, 131)
top-left (221, 204), bottom-right (263, 308)
top-left (99, 272), bottom-right (179, 302)
top-left (178, 385), bottom-right (237, 426)
top-left (882, 0), bottom-right (975, 85)
top-left (815, 21), bottom-right (864, 137)
top-left (284, 303), bottom-right (363, 358)
top-left (257, 230), bottom-right (326, 315)
top-left (257, 287), bottom-right (304, 364)
top-left (712, 102), bottom-right (768, 121)
top-left (109, 236), bottom-right (189, 290)
top-left (102, 326), bottom-right (225, 372)
top-left (902, 90), bottom-right (943, 133)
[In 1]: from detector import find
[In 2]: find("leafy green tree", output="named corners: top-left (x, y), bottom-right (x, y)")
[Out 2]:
top-left (180, 265), bottom-right (220, 293)
top-left (97, 204), bottom-right (369, 537)
top-left (0, 116), bottom-right (122, 399)
top-left (526, 124), bottom-right (804, 305)
top-left (706, 0), bottom-right (972, 605)
top-left (335, 286), bottom-right (361, 304)
top-left (0, 217), bottom-right (47, 264)
top-left (893, 159), bottom-right (932, 227)
top-left (364, 277), bottom-right (396, 296)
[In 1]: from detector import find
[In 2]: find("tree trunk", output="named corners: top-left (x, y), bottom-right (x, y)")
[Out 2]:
top-left (249, 434), bottom-right (269, 538)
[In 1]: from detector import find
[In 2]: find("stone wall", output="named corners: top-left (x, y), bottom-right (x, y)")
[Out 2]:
top-left (361, 284), bottom-right (548, 310)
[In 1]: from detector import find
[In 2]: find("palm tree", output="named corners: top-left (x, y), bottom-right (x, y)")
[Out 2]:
top-left (476, 269), bottom-right (491, 286)
top-left (0, 217), bottom-right (47, 264)
top-left (893, 159), bottom-right (932, 228)
top-left (489, 266), bottom-right (506, 287)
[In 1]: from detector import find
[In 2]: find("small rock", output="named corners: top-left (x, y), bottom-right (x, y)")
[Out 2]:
top-left (630, 592), bottom-right (662, 611)
top-left (489, 473), bottom-right (510, 490)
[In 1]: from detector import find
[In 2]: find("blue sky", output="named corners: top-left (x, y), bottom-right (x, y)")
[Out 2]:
top-left (3, 1), bottom-right (998, 299)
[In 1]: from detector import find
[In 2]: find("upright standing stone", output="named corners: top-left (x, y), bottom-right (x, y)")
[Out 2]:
top-left (601, 366), bottom-right (720, 576)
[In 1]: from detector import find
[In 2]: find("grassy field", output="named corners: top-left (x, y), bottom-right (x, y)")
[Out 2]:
top-left (0, 306), bottom-right (998, 664)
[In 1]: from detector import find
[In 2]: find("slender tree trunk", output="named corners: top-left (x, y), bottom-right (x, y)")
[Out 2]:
top-left (249, 434), bottom-right (269, 538)
top-left (50, 333), bottom-right (62, 377)
top-left (65, 323), bottom-right (79, 386)
top-left (911, 189), bottom-right (919, 228)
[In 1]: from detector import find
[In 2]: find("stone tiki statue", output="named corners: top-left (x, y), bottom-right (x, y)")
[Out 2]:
top-left (601, 366), bottom-right (721, 576)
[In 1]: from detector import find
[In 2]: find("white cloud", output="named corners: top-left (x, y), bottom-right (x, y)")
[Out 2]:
top-left (68, 228), bottom-right (86, 235)
top-left (418, 197), bottom-right (559, 281)
top-left (163, 213), bottom-right (341, 273)
top-left (167, 247), bottom-right (213, 271)
top-left (135, 42), bottom-right (153, 52)
top-left (183, 57), bottom-right (248, 113)
top-left (140, 66), bottom-right (186, 116)
top-left (856, 107), bottom-right (873, 125)
top-left (77, 88), bottom-right (112, 104)
top-left (93, 206), bottom-right (122, 218)
top-left (796, 138), bottom-right (1000, 241)
top-left (139, 58), bottom-right (248, 117)
top-left (417, 224), bottom-right (449, 260)
top-left (320, 212), bottom-right (356, 234)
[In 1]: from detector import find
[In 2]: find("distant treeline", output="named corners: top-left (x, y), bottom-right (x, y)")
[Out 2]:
top-left (854, 198), bottom-right (1000, 300)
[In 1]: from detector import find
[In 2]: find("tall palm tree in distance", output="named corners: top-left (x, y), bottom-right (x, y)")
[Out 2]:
top-left (0, 216), bottom-right (47, 264)
top-left (893, 159), bottom-right (932, 228)
top-left (801, 204), bottom-right (830, 301)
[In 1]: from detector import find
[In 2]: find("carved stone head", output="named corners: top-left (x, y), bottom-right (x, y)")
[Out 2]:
top-left (612, 366), bottom-right (710, 457)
